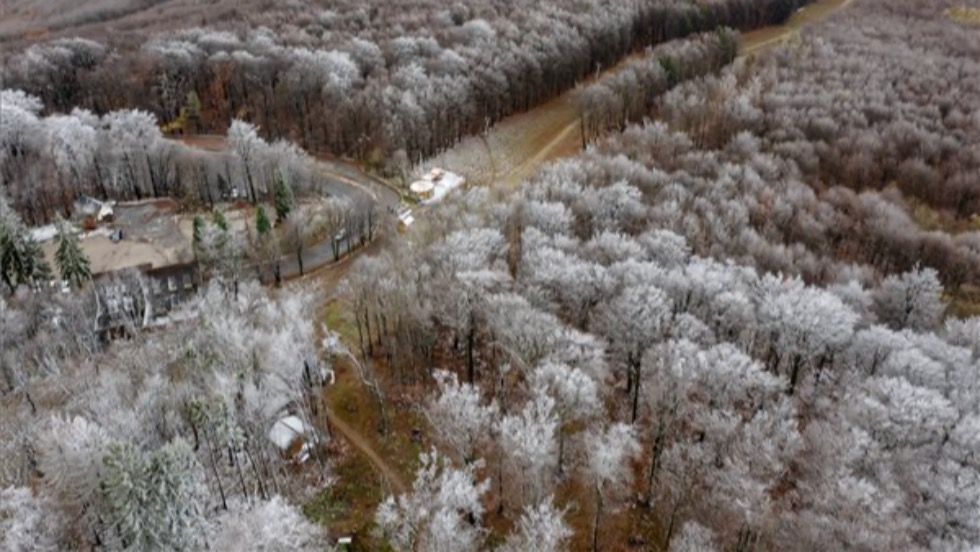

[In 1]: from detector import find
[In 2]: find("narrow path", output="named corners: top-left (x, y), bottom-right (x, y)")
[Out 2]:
top-left (505, 117), bottom-right (581, 187)
top-left (324, 405), bottom-right (408, 495)
top-left (740, 0), bottom-right (855, 56)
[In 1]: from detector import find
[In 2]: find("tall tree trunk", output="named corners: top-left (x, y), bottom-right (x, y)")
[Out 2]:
top-left (663, 495), bottom-right (683, 549)
top-left (631, 362), bottom-right (641, 424)
top-left (647, 417), bottom-right (667, 501)
top-left (205, 432), bottom-right (228, 510)
top-left (466, 321), bottom-right (476, 384)
top-left (591, 485), bottom-right (604, 552)
top-left (788, 354), bottom-right (803, 395)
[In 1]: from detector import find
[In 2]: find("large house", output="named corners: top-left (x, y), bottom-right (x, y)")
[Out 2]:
top-left (94, 262), bottom-right (200, 338)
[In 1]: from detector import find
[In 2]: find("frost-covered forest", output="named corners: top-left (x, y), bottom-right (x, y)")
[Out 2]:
top-left (4, 0), bottom-right (810, 163)
top-left (343, 0), bottom-right (980, 549)
top-left (0, 90), bottom-right (352, 224)
top-left (3, 0), bottom-right (980, 549)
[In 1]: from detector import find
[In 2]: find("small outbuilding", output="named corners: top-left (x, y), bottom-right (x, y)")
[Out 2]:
top-left (397, 208), bottom-right (415, 230)
top-left (75, 196), bottom-right (114, 222)
top-left (409, 180), bottom-right (435, 199)
top-left (268, 415), bottom-right (316, 463)
top-left (410, 167), bottom-right (466, 204)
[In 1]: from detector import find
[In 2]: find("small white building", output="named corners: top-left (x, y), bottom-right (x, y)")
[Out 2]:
top-left (410, 167), bottom-right (466, 204)
top-left (397, 208), bottom-right (415, 230)
top-left (268, 415), bottom-right (316, 463)
top-left (409, 180), bottom-right (435, 199)
top-left (75, 196), bottom-right (114, 222)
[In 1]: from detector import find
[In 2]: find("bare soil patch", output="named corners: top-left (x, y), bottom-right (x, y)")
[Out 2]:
top-left (41, 199), bottom-right (193, 275)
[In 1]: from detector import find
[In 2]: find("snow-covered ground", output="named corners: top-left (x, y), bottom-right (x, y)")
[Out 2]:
top-left (29, 225), bottom-right (59, 242)
top-left (32, 225), bottom-right (113, 243)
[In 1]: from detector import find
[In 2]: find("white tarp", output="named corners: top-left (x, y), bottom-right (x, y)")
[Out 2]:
top-left (268, 415), bottom-right (309, 453)
top-left (420, 171), bottom-right (465, 205)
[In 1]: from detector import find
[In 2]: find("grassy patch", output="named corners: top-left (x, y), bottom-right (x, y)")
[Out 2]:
top-left (948, 285), bottom-right (980, 319)
top-left (908, 197), bottom-right (980, 234)
top-left (322, 298), bottom-right (360, 345)
top-left (304, 451), bottom-right (388, 548)
top-left (947, 5), bottom-right (980, 25)
top-left (305, 299), bottom-right (428, 549)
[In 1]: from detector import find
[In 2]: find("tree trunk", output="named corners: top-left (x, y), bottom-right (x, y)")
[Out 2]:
top-left (647, 417), bottom-right (667, 501)
top-left (295, 228), bottom-right (305, 276)
top-left (206, 432), bottom-right (228, 510)
top-left (244, 162), bottom-right (257, 204)
top-left (466, 318), bottom-right (476, 384)
top-left (630, 361), bottom-right (641, 424)
top-left (788, 354), bottom-right (803, 396)
top-left (663, 495), bottom-right (682, 549)
top-left (591, 485), bottom-right (604, 552)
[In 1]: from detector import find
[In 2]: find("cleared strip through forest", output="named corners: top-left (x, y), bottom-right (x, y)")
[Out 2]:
top-left (427, 0), bottom-right (854, 189)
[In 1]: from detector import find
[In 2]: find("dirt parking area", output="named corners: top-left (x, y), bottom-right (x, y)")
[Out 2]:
top-left (42, 199), bottom-right (193, 275)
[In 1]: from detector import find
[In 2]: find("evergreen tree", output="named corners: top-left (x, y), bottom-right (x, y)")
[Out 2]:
top-left (212, 210), bottom-right (229, 232)
top-left (100, 443), bottom-right (148, 549)
top-left (26, 238), bottom-right (53, 285)
top-left (192, 215), bottom-right (205, 248)
top-left (274, 175), bottom-right (294, 224)
top-left (145, 439), bottom-right (207, 550)
top-left (101, 440), bottom-right (206, 551)
top-left (55, 222), bottom-right (91, 289)
top-left (660, 55), bottom-right (679, 86)
top-left (256, 205), bottom-right (272, 236)
top-left (1, 213), bottom-right (53, 293)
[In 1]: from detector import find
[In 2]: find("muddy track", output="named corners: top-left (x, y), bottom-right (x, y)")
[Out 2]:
top-left (324, 404), bottom-right (408, 495)
top-left (740, 0), bottom-right (855, 56)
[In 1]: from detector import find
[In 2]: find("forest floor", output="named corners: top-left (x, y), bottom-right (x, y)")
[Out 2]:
top-left (424, 0), bottom-right (854, 192)
top-left (303, 296), bottom-right (425, 548)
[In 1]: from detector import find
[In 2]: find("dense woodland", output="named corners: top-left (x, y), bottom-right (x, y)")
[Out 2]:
top-left (341, 0), bottom-right (980, 549)
top-left (4, 0), bottom-right (811, 165)
top-left (0, 90), bottom-right (366, 225)
top-left (1, 0), bottom-right (802, 224)
top-left (0, 267), bottom-right (335, 550)
top-left (3, 0), bottom-right (980, 549)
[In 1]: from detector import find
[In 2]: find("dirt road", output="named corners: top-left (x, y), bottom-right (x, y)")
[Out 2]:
top-left (740, 0), bottom-right (855, 56)
top-left (426, 0), bottom-right (854, 190)
top-left (324, 405), bottom-right (407, 495)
